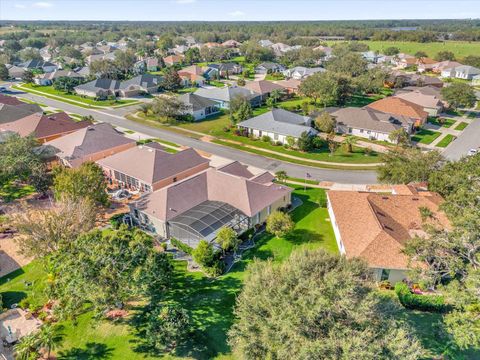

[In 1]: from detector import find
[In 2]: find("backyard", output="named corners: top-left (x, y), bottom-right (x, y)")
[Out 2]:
top-left (13, 83), bottom-right (139, 108)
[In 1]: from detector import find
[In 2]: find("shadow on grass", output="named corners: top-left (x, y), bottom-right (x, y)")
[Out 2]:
top-left (0, 290), bottom-right (27, 307)
top-left (57, 342), bottom-right (114, 360)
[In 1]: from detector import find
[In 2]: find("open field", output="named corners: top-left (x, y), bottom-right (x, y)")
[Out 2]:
top-left (328, 40), bottom-right (480, 59)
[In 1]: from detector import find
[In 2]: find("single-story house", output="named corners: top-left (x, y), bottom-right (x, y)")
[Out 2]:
top-left (222, 39), bottom-right (241, 48)
top-left (0, 112), bottom-right (91, 143)
top-left (416, 57), bottom-right (439, 72)
top-left (178, 93), bottom-right (220, 121)
top-left (237, 108), bottom-right (317, 144)
top-left (129, 166), bottom-right (292, 248)
top-left (431, 60), bottom-right (463, 74)
top-left (327, 186), bottom-right (450, 283)
top-left (178, 65), bottom-right (206, 86)
top-left (366, 96), bottom-right (429, 127)
top-left (45, 123), bottom-right (136, 167)
top-left (394, 88), bottom-right (444, 116)
top-left (329, 107), bottom-right (414, 143)
top-left (85, 52), bottom-right (116, 65)
top-left (194, 86), bottom-right (261, 109)
top-left (146, 57), bottom-right (159, 72)
top-left (313, 45), bottom-right (333, 60)
top-left (282, 66), bottom-right (325, 80)
top-left (34, 69), bottom-right (84, 86)
top-left (74, 74), bottom-right (161, 98)
top-left (204, 63), bottom-right (243, 78)
top-left (0, 102), bottom-right (43, 125)
top-left (97, 143), bottom-right (210, 192)
top-left (17, 59), bottom-right (58, 73)
top-left (242, 80), bottom-right (285, 102)
top-left (387, 71), bottom-right (444, 88)
top-left (362, 51), bottom-right (384, 64)
top-left (441, 65), bottom-right (480, 80)
top-left (6, 65), bottom-right (26, 80)
top-left (254, 62), bottom-right (286, 74)
top-left (390, 53), bottom-right (415, 67)
top-left (258, 39), bottom-right (274, 48)
top-left (275, 78), bottom-right (301, 94)
top-left (271, 43), bottom-right (300, 56)
top-left (163, 55), bottom-right (184, 67)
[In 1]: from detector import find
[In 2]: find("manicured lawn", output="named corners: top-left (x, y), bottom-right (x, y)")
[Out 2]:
top-left (15, 84), bottom-right (139, 108)
top-left (0, 182), bottom-right (35, 202)
top-left (436, 134), bottom-right (456, 148)
top-left (327, 40), bottom-right (480, 59)
top-left (177, 87), bottom-right (198, 94)
top-left (454, 121), bottom-right (469, 131)
top-left (208, 80), bottom-right (226, 88)
top-left (411, 129), bottom-right (442, 145)
top-left (428, 118), bottom-right (456, 128)
top-left (264, 73), bottom-right (285, 81)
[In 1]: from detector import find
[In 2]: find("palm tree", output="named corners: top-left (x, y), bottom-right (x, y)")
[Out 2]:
top-left (269, 89), bottom-right (284, 104)
top-left (342, 136), bottom-right (356, 153)
top-left (139, 103), bottom-right (152, 116)
top-left (36, 324), bottom-right (63, 359)
top-left (14, 333), bottom-right (39, 360)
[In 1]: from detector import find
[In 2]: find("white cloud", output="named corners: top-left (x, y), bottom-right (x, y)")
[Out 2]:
top-left (175, 0), bottom-right (196, 4)
top-left (14, 4), bottom-right (27, 8)
top-left (228, 10), bottom-right (245, 17)
top-left (32, 2), bottom-right (53, 8)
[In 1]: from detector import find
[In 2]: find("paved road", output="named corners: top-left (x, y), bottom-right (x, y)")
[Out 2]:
top-left (7, 87), bottom-right (378, 184)
top-left (442, 112), bottom-right (480, 161)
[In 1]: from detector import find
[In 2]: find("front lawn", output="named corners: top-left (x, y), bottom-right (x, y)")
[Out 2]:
top-left (454, 121), bottom-right (469, 131)
top-left (411, 129), bottom-right (442, 145)
top-left (428, 118), bottom-right (456, 128)
top-left (436, 134), bottom-right (456, 148)
top-left (15, 84), bottom-right (139, 108)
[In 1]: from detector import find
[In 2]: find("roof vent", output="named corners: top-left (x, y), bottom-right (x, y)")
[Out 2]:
top-left (384, 225), bottom-right (394, 231)
top-left (412, 197), bottom-right (419, 201)
top-left (382, 196), bottom-right (389, 200)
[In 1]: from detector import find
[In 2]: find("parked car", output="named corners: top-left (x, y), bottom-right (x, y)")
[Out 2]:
top-left (467, 149), bottom-right (478, 156)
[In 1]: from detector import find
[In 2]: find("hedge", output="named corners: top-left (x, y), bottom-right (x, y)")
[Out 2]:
top-left (170, 238), bottom-right (193, 255)
top-left (395, 282), bottom-right (447, 313)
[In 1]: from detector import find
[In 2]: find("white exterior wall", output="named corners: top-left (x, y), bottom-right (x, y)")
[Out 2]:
top-left (327, 194), bottom-right (345, 254)
top-left (250, 128), bottom-right (290, 144)
top-left (337, 126), bottom-right (392, 142)
top-left (371, 268), bottom-right (408, 284)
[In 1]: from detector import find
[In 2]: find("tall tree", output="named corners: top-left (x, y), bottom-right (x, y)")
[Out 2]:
top-left (21, 69), bottom-right (34, 84)
top-left (161, 68), bottom-right (182, 91)
top-left (435, 51), bottom-right (456, 61)
top-left (441, 83), bottom-right (477, 109)
top-left (388, 128), bottom-right (411, 147)
top-left (0, 63), bottom-right (9, 80)
top-left (114, 50), bottom-right (136, 78)
top-left (229, 249), bottom-right (424, 359)
top-left (314, 111), bottom-right (336, 133)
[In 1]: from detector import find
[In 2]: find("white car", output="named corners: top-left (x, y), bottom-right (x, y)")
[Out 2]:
top-left (467, 149), bottom-right (478, 156)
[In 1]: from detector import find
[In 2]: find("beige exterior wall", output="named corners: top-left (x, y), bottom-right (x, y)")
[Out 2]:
top-left (252, 192), bottom-right (292, 225)
top-left (371, 268), bottom-right (408, 284)
top-left (68, 142), bottom-right (136, 168)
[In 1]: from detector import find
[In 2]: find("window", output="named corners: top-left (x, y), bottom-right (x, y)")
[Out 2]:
top-left (274, 133), bottom-right (279, 141)
top-left (348, 128), bottom-right (352, 133)
top-left (367, 130), bottom-right (371, 134)
top-left (380, 269), bottom-right (390, 281)
top-left (360, 129), bottom-right (364, 133)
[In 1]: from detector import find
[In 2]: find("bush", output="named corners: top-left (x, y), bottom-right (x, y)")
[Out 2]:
top-left (312, 136), bottom-right (326, 149)
top-left (261, 135), bottom-right (271, 142)
top-left (19, 297), bottom-right (30, 310)
top-left (275, 141), bottom-right (283, 146)
top-left (170, 238), bottom-right (193, 255)
top-left (395, 282), bottom-right (447, 313)
top-left (109, 213), bottom-right (127, 229)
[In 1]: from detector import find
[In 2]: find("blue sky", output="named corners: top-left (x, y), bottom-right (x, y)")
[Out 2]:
top-left (1, 1), bottom-right (479, 21)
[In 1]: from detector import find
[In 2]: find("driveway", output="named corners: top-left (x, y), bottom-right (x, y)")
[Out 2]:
top-left (6, 87), bottom-right (378, 184)
top-left (442, 111), bottom-right (480, 160)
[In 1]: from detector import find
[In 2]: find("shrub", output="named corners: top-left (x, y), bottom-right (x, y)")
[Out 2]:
top-left (170, 238), bottom-right (193, 255)
top-left (312, 136), bottom-right (326, 149)
top-left (261, 135), bottom-right (271, 142)
top-left (109, 213), bottom-right (127, 229)
top-left (37, 311), bottom-right (48, 321)
top-left (19, 297), bottom-right (30, 310)
top-left (275, 141), bottom-right (283, 146)
top-left (395, 282), bottom-right (447, 313)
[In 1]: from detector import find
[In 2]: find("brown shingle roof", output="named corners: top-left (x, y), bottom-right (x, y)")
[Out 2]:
top-left (366, 97), bottom-right (428, 120)
top-left (328, 190), bottom-right (450, 270)
top-left (217, 161), bottom-right (255, 179)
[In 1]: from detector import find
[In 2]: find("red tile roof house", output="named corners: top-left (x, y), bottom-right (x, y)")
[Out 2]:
top-left (45, 123), bottom-right (136, 167)
top-left (0, 112), bottom-right (91, 143)
top-left (96, 143), bottom-right (210, 193)
top-left (366, 97), bottom-right (429, 127)
top-left (129, 163), bottom-right (292, 248)
top-left (327, 186), bottom-right (450, 284)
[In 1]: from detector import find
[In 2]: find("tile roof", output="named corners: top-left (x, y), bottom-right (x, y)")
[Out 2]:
top-left (328, 190), bottom-right (450, 270)
top-left (179, 65), bottom-right (204, 76)
top-left (243, 80), bottom-right (284, 95)
top-left (366, 97), bottom-right (428, 120)
top-left (0, 112), bottom-right (91, 139)
top-left (97, 144), bottom-right (209, 185)
top-left (133, 167), bottom-right (292, 221)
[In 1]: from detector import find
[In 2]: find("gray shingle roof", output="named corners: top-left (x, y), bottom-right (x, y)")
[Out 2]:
top-left (237, 108), bottom-right (316, 138)
top-left (194, 86), bottom-right (258, 103)
top-left (178, 93), bottom-right (217, 111)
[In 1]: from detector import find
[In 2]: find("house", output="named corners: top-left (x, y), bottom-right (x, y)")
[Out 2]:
top-left (85, 52), bottom-right (116, 65)
top-left (394, 88), bottom-right (444, 116)
top-left (194, 86), bottom-right (261, 109)
top-left (97, 143), bottom-right (210, 193)
top-left (329, 107), bottom-right (414, 143)
top-left (282, 66), bottom-right (325, 80)
top-left (242, 80), bottom-right (285, 102)
top-left (275, 79), bottom-right (301, 94)
top-left (178, 65), bottom-right (206, 86)
top-left (362, 51), bottom-right (383, 64)
top-left (416, 57), bottom-right (439, 72)
top-left (391, 53), bottom-right (415, 67)
top-left (0, 112), bottom-right (91, 143)
top-left (163, 55), bottom-right (184, 67)
top-left (431, 60), bottom-right (463, 74)
top-left (313, 45), bottom-right (333, 60)
top-left (327, 187), bottom-right (450, 283)
top-left (0, 102), bottom-right (43, 125)
top-left (45, 123), bottom-right (136, 167)
top-left (387, 71), bottom-right (444, 88)
top-left (129, 166), bottom-right (292, 248)
top-left (146, 57), bottom-right (159, 72)
top-left (6, 64), bottom-right (26, 80)
top-left (222, 40), bottom-right (241, 48)
top-left (237, 108), bottom-right (317, 144)
top-left (254, 62), bottom-right (285, 74)
top-left (178, 93), bottom-right (220, 121)
top-left (205, 63), bottom-right (243, 78)
top-left (74, 74), bottom-right (161, 98)
top-left (271, 43), bottom-right (300, 56)
top-left (34, 69), bottom-right (84, 86)
top-left (441, 65), bottom-right (480, 80)
top-left (258, 39), bottom-right (274, 48)
top-left (472, 74), bottom-right (480, 86)
top-left (17, 59), bottom-right (58, 73)
top-left (366, 97), bottom-right (429, 127)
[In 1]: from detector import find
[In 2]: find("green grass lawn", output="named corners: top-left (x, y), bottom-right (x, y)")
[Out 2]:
top-left (454, 121), bottom-right (469, 131)
top-left (411, 129), bottom-right (442, 145)
top-left (436, 134), bottom-right (456, 148)
top-left (16, 84), bottom-right (139, 108)
top-left (428, 118), bottom-right (456, 128)
top-left (264, 73), bottom-right (285, 81)
top-left (0, 182), bottom-right (36, 202)
top-left (177, 87), bottom-right (198, 94)
top-left (344, 89), bottom-right (393, 108)
top-left (327, 40), bottom-right (480, 59)
top-left (208, 80), bottom-right (226, 88)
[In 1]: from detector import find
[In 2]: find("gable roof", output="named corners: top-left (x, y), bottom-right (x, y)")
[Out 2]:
top-left (0, 112), bottom-right (91, 139)
top-left (97, 144), bottom-right (209, 185)
top-left (45, 123), bottom-right (135, 163)
top-left (194, 86), bottom-right (258, 103)
top-left (237, 108), bottom-right (316, 138)
top-left (133, 167), bottom-right (292, 221)
top-left (394, 90), bottom-right (443, 109)
top-left (0, 103), bottom-right (43, 124)
top-left (119, 74), bottom-right (161, 89)
top-left (217, 161), bottom-right (255, 179)
top-left (327, 190), bottom-right (449, 270)
top-left (243, 80), bottom-right (284, 95)
top-left (178, 93), bottom-right (217, 111)
top-left (366, 97), bottom-right (428, 120)
top-left (275, 78), bottom-right (301, 90)
top-left (75, 78), bottom-right (121, 92)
